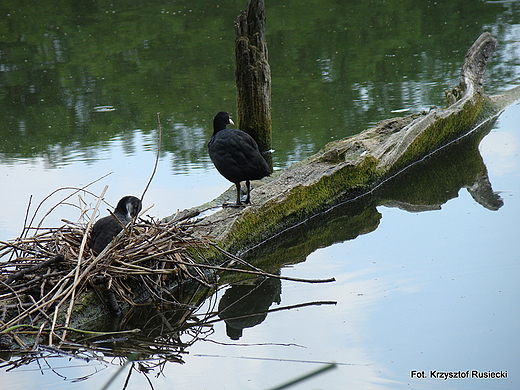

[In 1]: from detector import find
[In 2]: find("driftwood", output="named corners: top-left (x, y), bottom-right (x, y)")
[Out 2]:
top-left (182, 32), bottom-right (520, 258)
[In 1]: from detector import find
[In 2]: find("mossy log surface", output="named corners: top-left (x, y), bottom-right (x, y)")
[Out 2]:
top-left (182, 32), bottom-right (520, 257)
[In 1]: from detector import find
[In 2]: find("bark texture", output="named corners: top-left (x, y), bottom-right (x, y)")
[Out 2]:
top-left (235, 0), bottom-right (272, 166)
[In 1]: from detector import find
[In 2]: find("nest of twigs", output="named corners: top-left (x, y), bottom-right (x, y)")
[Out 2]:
top-left (0, 178), bottom-right (335, 357)
top-left (0, 207), bottom-right (219, 344)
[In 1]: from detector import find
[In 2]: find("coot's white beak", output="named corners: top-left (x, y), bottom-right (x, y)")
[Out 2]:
top-left (229, 118), bottom-right (235, 126)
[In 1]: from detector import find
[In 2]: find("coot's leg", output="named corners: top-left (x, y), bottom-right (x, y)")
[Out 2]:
top-left (235, 182), bottom-right (243, 205)
top-left (245, 180), bottom-right (251, 204)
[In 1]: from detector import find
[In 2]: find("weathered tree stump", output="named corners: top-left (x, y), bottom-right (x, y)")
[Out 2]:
top-left (235, 0), bottom-right (272, 167)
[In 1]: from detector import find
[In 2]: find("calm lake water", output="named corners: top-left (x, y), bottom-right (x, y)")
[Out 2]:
top-left (1, 1), bottom-right (520, 389)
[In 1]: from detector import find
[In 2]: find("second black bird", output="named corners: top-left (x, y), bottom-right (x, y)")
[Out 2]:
top-left (90, 195), bottom-right (142, 254)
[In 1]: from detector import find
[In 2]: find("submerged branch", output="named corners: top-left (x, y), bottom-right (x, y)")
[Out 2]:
top-left (174, 259), bottom-right (335, 284)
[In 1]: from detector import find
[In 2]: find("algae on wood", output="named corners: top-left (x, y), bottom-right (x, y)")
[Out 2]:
top-left (241, 113), bottom-right (504, 268)
top-left (186, 32), bottom-right (519, 256)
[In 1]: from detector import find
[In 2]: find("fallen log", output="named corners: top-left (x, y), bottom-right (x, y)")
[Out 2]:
top-left (182, 32), bottom-right (520, 258)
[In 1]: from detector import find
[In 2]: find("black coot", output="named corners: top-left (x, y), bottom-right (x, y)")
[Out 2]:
top-left (90, 195), bottom-right (142, 254)
top-left (208, 111), bottom-right (271, 205)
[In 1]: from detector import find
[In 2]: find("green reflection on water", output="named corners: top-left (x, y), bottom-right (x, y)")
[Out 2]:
top-left (0, 0), bottom-right (517, 168)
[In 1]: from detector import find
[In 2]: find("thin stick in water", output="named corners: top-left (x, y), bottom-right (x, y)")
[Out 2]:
top-left (141, 112), bottom-right (163, 202)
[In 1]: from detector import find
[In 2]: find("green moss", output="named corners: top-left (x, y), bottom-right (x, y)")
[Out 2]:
top-left (224, 154), bottom-right (379, 252)
top-left (392, 96), bottom-right (488, 172)
top-left (200, 92), bottom-right (501, 259)
top-left (187, 243), bottom-right (225, 265)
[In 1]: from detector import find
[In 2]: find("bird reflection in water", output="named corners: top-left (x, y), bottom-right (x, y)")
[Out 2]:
top-left (218, 277), bottom-right (281, 340)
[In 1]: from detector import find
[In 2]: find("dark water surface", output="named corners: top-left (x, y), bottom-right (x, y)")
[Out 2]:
top-left (1, 1), bottom-right (519, 389)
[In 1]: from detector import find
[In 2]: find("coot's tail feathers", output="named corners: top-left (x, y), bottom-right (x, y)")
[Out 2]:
top-left (208, 128), bottom-right (270, 183)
